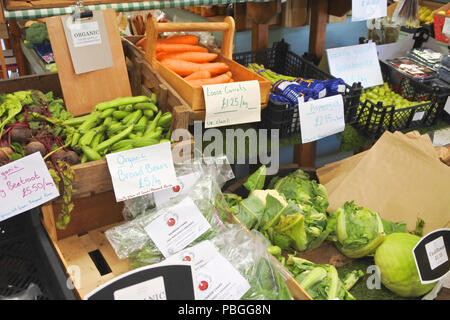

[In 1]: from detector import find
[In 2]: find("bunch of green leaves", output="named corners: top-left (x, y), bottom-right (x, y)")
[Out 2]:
top-left (47, 160), bottom-right (76, 230)
top-left (227, 165), bottom-right (331, 253)
top-left (285, 255), bottom-right (364, 300)
top-left (270, 169), bottom-right (329, 213)
top-left (241, 257), bottom-right (293, 300)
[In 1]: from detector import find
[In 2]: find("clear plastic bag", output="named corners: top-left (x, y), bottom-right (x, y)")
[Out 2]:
top-left (210, 225), bottom-right (293, 300)
top-left (121, 156), bottom-right (234, 221)
top-left (105, 157), bottom-right (234, 268)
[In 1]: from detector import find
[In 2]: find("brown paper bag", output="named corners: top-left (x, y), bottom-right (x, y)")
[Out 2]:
top-left (322, 131), bottom-right (450, 235)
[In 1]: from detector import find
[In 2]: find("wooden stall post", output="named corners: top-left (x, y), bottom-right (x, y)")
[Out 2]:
top-left (246, 0), bottom-right (282, 50)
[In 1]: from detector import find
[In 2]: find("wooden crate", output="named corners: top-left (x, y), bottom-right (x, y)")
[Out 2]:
top-left (143, 17), bottom-right (272, 118)
top-left (41, 190), bottom-right (130, 299)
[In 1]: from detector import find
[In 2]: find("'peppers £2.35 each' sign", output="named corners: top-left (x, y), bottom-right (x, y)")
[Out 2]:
top-left (0, 152), bottom-right (59, 222)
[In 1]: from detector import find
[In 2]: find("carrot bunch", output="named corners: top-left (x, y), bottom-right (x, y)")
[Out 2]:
top-left (153, 34), bottom-right (234, 86)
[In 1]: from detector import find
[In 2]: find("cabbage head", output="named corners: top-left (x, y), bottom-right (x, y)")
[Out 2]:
top-left (374, 233), bottom-right (437, 298)
top-left (329, 201), bottom-right (385, 258)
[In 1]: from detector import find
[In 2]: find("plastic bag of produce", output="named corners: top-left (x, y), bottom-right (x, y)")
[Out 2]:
top-left (165, 224), bottom-right (293, 300)
top-left (105, 157), bottom-right (234, 268)
top-left (121, 156), bottom-right (234, 220)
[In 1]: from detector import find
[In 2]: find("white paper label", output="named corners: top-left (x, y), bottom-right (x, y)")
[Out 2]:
top-left (113, 276), bottom-right (166, 300)
top-left (153, 172), bottom-right (201, 208)
top-left (69, 21), bottom-right (102, 48)
top-left (164, 240), bottom-right (251, 300)
top-left (144, 197), bottom-right (212, 257)
top-left (443, 18), bottom-right (450, 36)
top-left (352, 0), bottom-right (387, 22)
top-left (204, 80), bottom-right (261, 128)
top-left (327, 43), bottom-right (384, 88)
top-left (164, 240), bottom-right (218, 271)
top-left (444, 97), bottom-right (450, 115)
top-left (298, 94), bottom-right (346, 143)
top-left (0, 153), bottom-right (59, 222)
top-left (413, 111), bottom-right (425, 121)
top-left (425, 236), bottom-right (448, 270)
top-left (433, 127), bottom-right (450, 147)
top-left (195, 254), bottom-right (251, 300)
top-left (105, 143), bottom-right (178, 202)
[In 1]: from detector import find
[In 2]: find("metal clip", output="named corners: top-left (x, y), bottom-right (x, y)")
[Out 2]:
top-left (72, 0), bottom-right (93, 22)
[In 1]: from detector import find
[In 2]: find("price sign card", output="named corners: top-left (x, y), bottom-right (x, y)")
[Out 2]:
top-left (165, 241), bottom-right (251, 300)
top-left (144, 197), bottom-right (212, 257)
top-left (413, 229), bottom-right (450, 284)
top-left (327, 42), bottom-right (384, 88)
top-left (204, 80), bottom-right (261, 128)
top-left (443, 18), bottom-right (450, 36)
top-left (106, 142), bottom-right (178, 202)
top-left (62, 11), bottom-right (113, 74)
top-left (352, 0), bottom-right (387, 22)
top-left (0, 152), bottom-right (59, 222)
top-left (298, 94), bottom-right (346, 143)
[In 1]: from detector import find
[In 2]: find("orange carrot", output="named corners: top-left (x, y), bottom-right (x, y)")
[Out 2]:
top-left (161, 59), bottom-right (229, 77)
top-left (157, 35), bottom-right (198, 45)
top-left (184, 70), bottom-right (212, 80)
top-left (161, 59), bottom-right (202, 76)
top-left (198, 63), bottom-right (229, 76)
top-left (157, 52), bottom-right (218, 63)
top-left (156, 43), bottom-right (208, 53)
top-left (188, 72), bottom-right (232, 87)
top-left (136, 37), bottom-right (147, 50)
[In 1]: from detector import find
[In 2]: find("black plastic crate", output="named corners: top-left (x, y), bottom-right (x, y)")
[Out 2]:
top-left (0, 209), bottom-right (75, 300)
top-left (233, 40), bottom-right (362, 138)
top-left (354, 60), bottom-right (449, 138)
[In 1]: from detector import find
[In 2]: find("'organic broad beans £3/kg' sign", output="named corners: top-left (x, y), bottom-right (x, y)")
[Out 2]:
top-left (106, 142), bottom-right (178, 202)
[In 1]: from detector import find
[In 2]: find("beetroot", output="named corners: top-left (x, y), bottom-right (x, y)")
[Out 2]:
top-left (24, 141), bottom-right (47, 157)
top-left (64, 151), bottom-right (80, 165)
top-left (10, 126), bottom-right (32, 144)
top-left (0, 147), bottom-right (13, 166)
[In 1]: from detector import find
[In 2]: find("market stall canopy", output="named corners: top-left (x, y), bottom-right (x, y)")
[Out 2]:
top-left (2, 0), bottom-right (272, 20)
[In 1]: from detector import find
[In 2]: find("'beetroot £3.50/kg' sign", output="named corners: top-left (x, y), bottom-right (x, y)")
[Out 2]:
top-left (0, 152), bottom-right (59, 222)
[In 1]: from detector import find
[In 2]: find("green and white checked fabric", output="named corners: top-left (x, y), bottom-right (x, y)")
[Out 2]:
top-left (4, 0), bottom-right (271, 20)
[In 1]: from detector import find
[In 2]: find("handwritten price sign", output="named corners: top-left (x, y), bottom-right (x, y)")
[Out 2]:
top-left (106, 142), bottom-right (178, 202)
top-left (352, 0), bottom-right (387, 22)
top-left (204, 80), bottom-right (261, 128)
top-left (0, 152), bottom-right (59, 222)
top-left (298, 95), bottom-right (346, 143)
top-left (327, 43), bottom-right (383, 88)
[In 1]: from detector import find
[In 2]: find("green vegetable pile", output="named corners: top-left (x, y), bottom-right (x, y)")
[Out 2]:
top-left (224, 166), bottom-right (438, 300)
top-left (272, 250), bottom-right (364, 300)
top-left (225, 165), bottom-right (331, 254)
top-left (0, 90), bottom-right (76, 229)
top-left (64, 94), bottom-right (172, 163)
top-left (357, 82), bottom-right (432, 131)
top-left (24, 22), bottom-right (49, 48)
